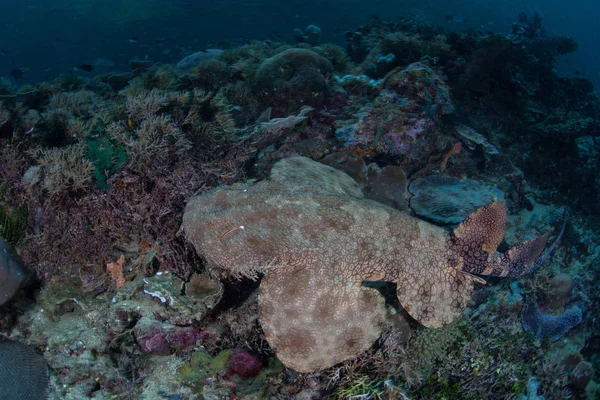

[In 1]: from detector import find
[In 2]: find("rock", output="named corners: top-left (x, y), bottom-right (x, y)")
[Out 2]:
top-left (570, 361), bottom-right (594, 390)
top-left (175, 49), bottom-right (222, 72)
top-left (543, 273), bottom-right (574, 311)
top-left (304, 25), bottom-right (322, 46)
top-left (409, 174), bottom-right (504, 225)
top-left (106, 73), bottom-right (131, 92)
top-left (128, 59), bottom-right (156, 72)
top-left (134, 317), bottom-right (204, 355)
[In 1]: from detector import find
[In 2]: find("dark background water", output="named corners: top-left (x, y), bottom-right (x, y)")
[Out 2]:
top-left (1, 0), bottom-right (598, 89)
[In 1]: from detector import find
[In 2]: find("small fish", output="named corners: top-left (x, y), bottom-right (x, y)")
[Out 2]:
top-left (129, 36), bottom-right (138, 43)
top-left (9, 67), bottom-right (28, 79)
top-left (74, 63), bottom-right (94, 72)
top-left (155, 37), bottom-right (166, 44)
top-left (275, 34), bottom-right (282, 39)
top-left (444, 15), bottom-right (455, 22)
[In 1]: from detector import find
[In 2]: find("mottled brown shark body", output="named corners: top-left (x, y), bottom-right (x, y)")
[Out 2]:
top-left (181, 157), bottom-right (561, 372)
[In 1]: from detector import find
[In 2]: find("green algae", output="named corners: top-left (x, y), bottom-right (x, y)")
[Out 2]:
top-left (178, 349), bottom-right (284, 397)
top-left (85, 138), bottom-right (127, 189)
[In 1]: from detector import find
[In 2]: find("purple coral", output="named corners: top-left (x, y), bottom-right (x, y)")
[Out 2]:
top-left (522, 302), bottom-right (583, 342)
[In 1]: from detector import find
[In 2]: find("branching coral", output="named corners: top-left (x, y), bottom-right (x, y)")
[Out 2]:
top-left (125, 89), bottom-right (170, 122)
top-left (28, 143), bottom-right (94, 198)
top-left (48, 90), bottom-right (96, 117)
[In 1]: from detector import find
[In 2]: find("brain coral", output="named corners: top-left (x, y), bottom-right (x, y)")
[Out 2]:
top-left (181, 157), bottom-right (559, 372)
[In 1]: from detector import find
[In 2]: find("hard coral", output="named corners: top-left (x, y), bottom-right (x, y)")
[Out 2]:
top-left (335, 62), bottom-right (453, 162)
top-left (181, 157), bottom-right (560, 372)
top-left (384, 62), bottom-right (454, 118)
top-left (254, 48), bottom-right (333, 109)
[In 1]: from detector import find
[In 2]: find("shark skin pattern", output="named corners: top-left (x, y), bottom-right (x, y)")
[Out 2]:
top-left (181, 157), bottom-right (559, 372)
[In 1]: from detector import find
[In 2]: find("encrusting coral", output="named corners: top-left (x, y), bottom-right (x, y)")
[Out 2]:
top-left (181, 157), bottom-right (562, 373)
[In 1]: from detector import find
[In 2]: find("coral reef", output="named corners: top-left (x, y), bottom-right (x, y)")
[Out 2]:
top-left (0, 10), bottom-right (597, 399)
top-left (334, 62), bottom-right (453, 165)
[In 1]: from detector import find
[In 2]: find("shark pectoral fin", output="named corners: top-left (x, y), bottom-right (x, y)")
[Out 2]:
top-left (258, 262), bottom-right (387, 373)
top-left (396, 267), bottom-right (474, 329)
top-left (453, 201), bottom-right (507, 253)
top-left (459, 270), bottom-right (487, 285)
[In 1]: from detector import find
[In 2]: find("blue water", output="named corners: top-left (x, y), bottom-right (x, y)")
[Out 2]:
top-left (1, 0), bottom-right (597, 87)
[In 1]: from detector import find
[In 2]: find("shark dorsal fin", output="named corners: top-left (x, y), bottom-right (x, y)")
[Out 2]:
top-left (453, 201), bottom-right (507, 253)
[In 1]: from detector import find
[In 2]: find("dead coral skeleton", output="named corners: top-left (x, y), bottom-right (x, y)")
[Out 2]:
top-left (259, 105), bottom-right (314, 134)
